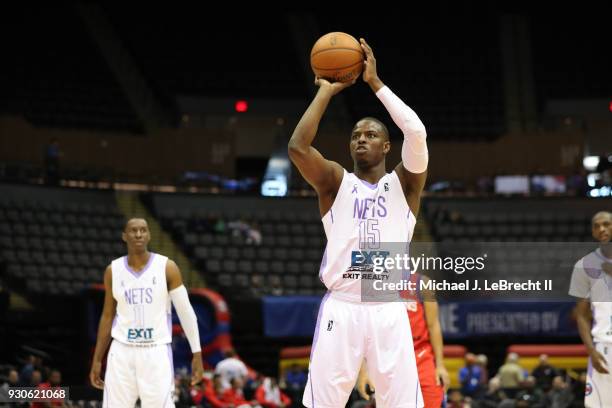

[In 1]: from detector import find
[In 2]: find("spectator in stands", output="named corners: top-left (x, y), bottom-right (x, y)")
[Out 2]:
top-left (246, 222), bottom-right (262, 246)
top-left (475, 376), bottom-right (507, 408)
top-left (249, 275), bottom-right (265, 298)
top-left (221, 377), bottom-right (258, 407)
top-left (1, 368), bottom-right (20, 389)
top-left (447, 389), bottom-right (469, 408)
top-left (19, 354), bottom-right (42, 385)
top-left (31, 369), bottom-right (63, 408)
top-left (28, 370), bottom-right (42, 387)
top-left (0, 369), bottom-right (22, 403)
top-left (174, 373), bottom-right (194, 408)
top-left (215, 349), bottom-right (248, 391)
top-left (531, 353), bottom-right (557, 391)
top-left (214, 217), bottom-right (227, 234)
top-left (255, 377), bottom-right (291, 408)
top-left (43, 138), bottom-right (62, 186)
top-left (228, 219), bottom-right (250, 239)
top-left (497, 352), bottom-right (525, 398)
top-left (195, 373), bottom-right (231, 408)
top-left (543, 375), bottom-right (574, 408)
top-left (566, 168), bottom-right (588, 197)
top-left (477, 354), bottom-right (489, 384)
top-left (284, 364), bottom-right (307, 391)
top-left (459, 352), bottom-right (483, 398)
top-left (269, 276), bottom-right (283, 296)
top-left (514, 375), bottom-right (546, 408)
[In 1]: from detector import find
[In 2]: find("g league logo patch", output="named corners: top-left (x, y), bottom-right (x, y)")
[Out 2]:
top-left (384, 182), bottom-right (389, 192)
top-left (585, 382), bottom-right (592, 396)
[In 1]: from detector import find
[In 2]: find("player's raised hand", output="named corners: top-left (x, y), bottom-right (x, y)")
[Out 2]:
top-left (360, 38), bottom-right (385, 93)
top-left (360, 38), bottom-right (378, 84)
top-left (89, 361), bottom-right (104, 390)
top-left (191, 353), bottom-right (204, 386)
top-left (314, 76), bottom-right (355, 96)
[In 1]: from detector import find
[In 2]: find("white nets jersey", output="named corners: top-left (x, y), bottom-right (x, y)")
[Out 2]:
top-left (569, 248), bottom-right (612, 344)
top-left (318, 170), bottom-right (417, 302)
top-left (111, 253), bottom-right (172, 345)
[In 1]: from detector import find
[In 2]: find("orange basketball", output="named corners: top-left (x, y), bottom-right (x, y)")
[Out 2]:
top-left (310, 32), bottom-right (364, 83)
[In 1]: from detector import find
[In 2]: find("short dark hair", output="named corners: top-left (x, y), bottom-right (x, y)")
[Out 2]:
top-left (123, 217), bottom-right (148, 231)
top-left (356, 117), bottom-right (389, 141)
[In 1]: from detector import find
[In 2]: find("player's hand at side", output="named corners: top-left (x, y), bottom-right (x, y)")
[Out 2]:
top-left (356, 368), bottom-right (375, 401)
top-left (191, 353), bottom-right (204, 386)
top-left (436, 366), bottom-right (451, 390)
top-left (314, 76), bottom-right (355, 96)
top-left (591, 349), bottom-right (610, 374)
top-left (89, 361), bottom-right (104, 389)
top-left (602, 261), bottom-right (612, 276)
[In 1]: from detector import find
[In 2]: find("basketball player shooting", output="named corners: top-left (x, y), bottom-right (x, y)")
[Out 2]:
top-left (89, 218), bottom-right (204, 407)
top-left (288, 38), bottom-right (428, 408)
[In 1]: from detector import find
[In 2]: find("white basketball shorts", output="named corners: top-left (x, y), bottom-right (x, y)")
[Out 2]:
top-left (103, 340), bottom-right (174, 408)
top-left (586, 342), bottom-right (612, 408)
top-left (303, 293), bottom-right (423, 408)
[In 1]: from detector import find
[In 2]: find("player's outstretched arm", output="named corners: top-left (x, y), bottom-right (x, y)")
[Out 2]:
top-left (89, 265), bottom-right (116, 389)
top-left (288, 78), bottom-right (350, 198)
top-left (167, 260), bottom-right (204, 385)
top-left (360, 38), bottom-right (428, 216)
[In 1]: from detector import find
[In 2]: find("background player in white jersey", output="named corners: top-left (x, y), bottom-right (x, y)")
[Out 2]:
top-left (289, 38), bottom-right (428, 408)
top-left (89, 218), bottom-right (204, 407)
top-left (569, 211), bottom-right (612, 408)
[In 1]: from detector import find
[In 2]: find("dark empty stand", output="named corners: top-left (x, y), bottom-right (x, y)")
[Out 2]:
top-left (316, 14), bottom-right (505, 140)
top-left (0, 5), bottom-right (142, 131)
top-left (0, 184), bottom-right (125, 298)
top-left (531, 15), bottom-right (611, 111)
top-left (424, 197), bottom-right (607, 286)
top-left (149, 194), bottom-right (327, 300)
top-left (103, 7), bottom-right (306, 100)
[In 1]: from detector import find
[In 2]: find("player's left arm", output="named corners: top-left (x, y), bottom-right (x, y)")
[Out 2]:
top-left (166, 259), bottom-right (204, 385)
top-left (422, 276), bottom-right (450, 390)
top-left (360, 38), bottom-right (428, 217)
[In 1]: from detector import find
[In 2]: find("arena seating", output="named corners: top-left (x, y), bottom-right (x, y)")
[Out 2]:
top-left (425, 198), bottom-right (601, 243)
top-left (0, 184), bottom-right (125, 298)
top-left (151, 195), bottom-right (327, 300)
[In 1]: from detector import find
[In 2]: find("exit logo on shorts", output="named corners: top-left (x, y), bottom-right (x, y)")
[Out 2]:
top-left (327, 320), bottom-right (334, 331)
top-left (127, 328), bottom-right (154, 341)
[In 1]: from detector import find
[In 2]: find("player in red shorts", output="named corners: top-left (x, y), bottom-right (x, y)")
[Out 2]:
top-left (358, 273), bottom-right (449, 407)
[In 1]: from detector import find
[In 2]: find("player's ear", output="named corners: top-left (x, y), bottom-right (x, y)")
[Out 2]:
top-left (383, 141), bottom-right (390, 154)
top-left (121, 232), bottom-right (127, 243)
